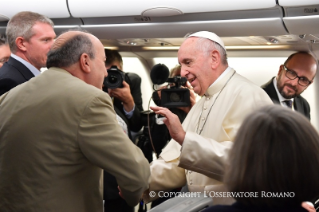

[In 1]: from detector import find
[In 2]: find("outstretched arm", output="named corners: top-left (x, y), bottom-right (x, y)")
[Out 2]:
top-left (150, 106), bottom-right (186, 145)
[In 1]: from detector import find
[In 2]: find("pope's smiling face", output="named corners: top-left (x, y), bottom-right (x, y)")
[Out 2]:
top-left (178, 37), bottom-right (217, 96)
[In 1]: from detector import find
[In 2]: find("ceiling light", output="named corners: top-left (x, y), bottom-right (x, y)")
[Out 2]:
top-left (143, 46), bottom-right (180, 50)
top-left (226, 45), bottom-right (290, 50)
top-left (143, 45), bottom-right (291, 50)
top-left (104, 46), bottom-right (119, 50)
top-left (54, 25), bottom-right (80, 29)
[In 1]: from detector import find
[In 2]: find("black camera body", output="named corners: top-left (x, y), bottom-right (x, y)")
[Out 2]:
top-left (103, 65), bottom-right (125, 89)
top-left (160, 76), bottom-right (190, 108)
top-left (136, 110), bottom-right (171, 163)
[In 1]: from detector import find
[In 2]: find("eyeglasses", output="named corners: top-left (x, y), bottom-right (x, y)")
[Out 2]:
top-left (283, 65), bottom-right (312, 86)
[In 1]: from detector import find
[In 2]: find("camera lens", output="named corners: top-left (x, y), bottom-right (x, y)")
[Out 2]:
top-left (161, 88), bottom-right (190, 108)
top-left (104, 66), bottom-right (125, 89)
top-left (170, 92), bottom-right (181, 102)
top-left (109, 75), bottom-right (118, 84)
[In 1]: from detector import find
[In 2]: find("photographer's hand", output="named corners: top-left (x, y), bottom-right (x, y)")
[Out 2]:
top-left (150, 106), bottom-right (186, 145)
top-left (156, 85), bottom-right (167, 99)
top-left (178, 82), bottom-right (196, 114)
top-left (108, 81), bottom-right (135, 112)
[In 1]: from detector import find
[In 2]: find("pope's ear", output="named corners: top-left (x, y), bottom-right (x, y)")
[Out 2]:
top-left (210, 49), bottom-right (221, 69)
top-left (79, 53), bottom-right (91, 73)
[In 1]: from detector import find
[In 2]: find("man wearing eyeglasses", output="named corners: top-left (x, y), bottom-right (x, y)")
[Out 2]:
top-left (262, 51), bottom-right (317, 120)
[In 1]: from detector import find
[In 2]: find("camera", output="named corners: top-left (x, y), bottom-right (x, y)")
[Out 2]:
top-left (103, 65), bottom-right (125, 89)
top-left (136, 110), bottom-right (170, 163)
top-left (160, 76), bottom-right (190, 108)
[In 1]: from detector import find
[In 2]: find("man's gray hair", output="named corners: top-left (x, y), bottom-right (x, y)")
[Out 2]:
top-left (46, 33), bottom-right (95, 68)
top-left (6, 11), bottom-right (54, 53)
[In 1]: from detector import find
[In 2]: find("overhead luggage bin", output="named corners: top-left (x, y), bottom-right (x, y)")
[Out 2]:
top-left (82, 17), bottom-right (287, 39)
top-left (283, 15), bottom-right (319, 35)
top-left (68, 0), bottom-right (277, 18)
top-left (0, 14), bottom-right (9, 22)
top-left (278, 0), bottom-right (319, 7)
top-left (80, 5), bottom-right (287, 39)
top-left (281, 4), bottom-right (319, 34)
top-left (0, 0), bottom-right (288, 39)
top-left (0, 0), bottom-right (70, 19)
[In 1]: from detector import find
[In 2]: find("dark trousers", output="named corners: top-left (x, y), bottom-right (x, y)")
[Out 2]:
top-left (104, 197), bottom-right (134, 212)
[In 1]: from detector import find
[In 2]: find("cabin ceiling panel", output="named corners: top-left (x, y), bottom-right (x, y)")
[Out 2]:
top-left (68, 0), bottom-right (277, 18)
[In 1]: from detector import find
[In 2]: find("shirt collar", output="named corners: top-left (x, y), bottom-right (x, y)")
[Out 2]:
top-left (210, 66), bottom-right (231, 87)
top-left (204, 67), bottom-right (235, 97)
top-left (11, 53), bottom-right (41, 77)
top-left (273, 77), bottom-right (294, 105)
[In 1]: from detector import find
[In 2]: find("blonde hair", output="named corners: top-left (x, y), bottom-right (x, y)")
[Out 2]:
top-left (169, 65), bottom-right (181, 77)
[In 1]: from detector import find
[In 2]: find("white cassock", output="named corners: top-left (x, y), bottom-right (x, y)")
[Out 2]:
top-left (143, 67), bottom-right (273, 205)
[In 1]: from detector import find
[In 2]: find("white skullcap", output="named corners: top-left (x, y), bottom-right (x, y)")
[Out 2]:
top-left (187, 31), bottom-right (226, 52)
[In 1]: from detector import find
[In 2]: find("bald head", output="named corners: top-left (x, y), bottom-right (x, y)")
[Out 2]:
top-left (46, 30), bottom-right (107, 90)
top-left (46, 30), bottom-right (96, 69)
top-left (284, 52), bottom-right (318, 78)
top-left (51, 31), bottom-right (88, 51)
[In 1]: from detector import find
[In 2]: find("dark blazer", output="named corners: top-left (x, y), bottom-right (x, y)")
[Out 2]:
top-left (0, 56), bottom-right (35, 96)
top-left (261, 77), bottom-right (311, 120)
top-left (103, 105), bottom-right (133, 202)
top-left (113, 72), bottom-right (144, 132)
top-left (103, 72), bottom-right (144, 209)
top-left (203, 202), bottom-right (307, 212)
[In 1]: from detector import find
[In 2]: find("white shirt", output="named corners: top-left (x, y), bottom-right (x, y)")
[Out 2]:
top-left (273, 77), bottom-right (294, 110)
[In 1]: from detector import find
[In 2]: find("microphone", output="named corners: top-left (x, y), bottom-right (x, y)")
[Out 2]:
top-left (150, 63), bottom-right (169, 85)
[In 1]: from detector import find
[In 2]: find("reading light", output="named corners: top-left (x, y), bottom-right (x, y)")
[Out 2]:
top-left (268, 38), bottom-right (278, 44)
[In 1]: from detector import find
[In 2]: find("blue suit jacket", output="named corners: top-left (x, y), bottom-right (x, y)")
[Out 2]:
top-left (0, 56), bottom-right (34, 96)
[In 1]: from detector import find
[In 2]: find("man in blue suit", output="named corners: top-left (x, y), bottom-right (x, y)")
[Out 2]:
top-left (0, 11), bottom-right (56, 96)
